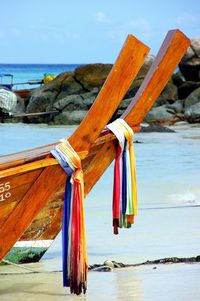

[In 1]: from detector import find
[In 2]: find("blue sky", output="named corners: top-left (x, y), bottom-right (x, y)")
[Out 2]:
top-left (0, 0), bottom-right (199, 63)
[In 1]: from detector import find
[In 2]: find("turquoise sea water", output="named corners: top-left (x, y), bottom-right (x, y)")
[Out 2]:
top-left (1, 122), bottom-right (200, 268)
top-left (0, 63), bottom-right (80, 89)
top-left (1, 65), bottom-right (200, 301)
top-left (1, 122), bottom-right (200, 301)
top-left (0, 60), bottom-right (199, 277)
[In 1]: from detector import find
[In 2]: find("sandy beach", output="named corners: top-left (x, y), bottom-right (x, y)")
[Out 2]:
top-left (1, 123), bottom-right (200, 300)
top-left (1, 263), bottom-right (200, 301)
top-left (0, 0), bottom-right (199, 299)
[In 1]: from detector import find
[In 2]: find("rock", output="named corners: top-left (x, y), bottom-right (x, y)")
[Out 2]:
top-left (30, 72), bottom-right (72, 96)
top-left (79, 89), bottom-right (98, 107)
top-left (153, 83), bottom-right (178, 108)
top-left (118, 97), bottom-right (132, 110)
top-left (90, 94), bottom-right (132, 120)
top-left (13, 58), bottom-right (200, 127)
top-left (115, 96), bottom-right (140, 119)
top-left (173, 121), bottom-right (189, 126)
top-left (90, 260), bottom-right (123, 271)
top-left (26, 72), bottom-right (85, 123)
top-left (48, 72), bottom-right (84, 95)
top-left (124, 74), bottom-right (178, 110)
top-left (11, 95), bottom-right (25, 115)
top-left (91, 266), bottom-right (112, 272)
top-left (184, 87), bottom-right (200, 108)
top-left (73, 56), bottom-right (154, 95)
top-left (114, 97), bottom-right (133, 119)
top-left (140, 124), bottom-right (175, 132)
top-left (56, 73), bottom-right (84, 99)
top-left (178, 81), bottom-right (200, 99)
top-left (74, 63), bottom-right (112, 91)
top-left (136, 55), bottom-right (155, 79)
top-left (0, 109), bottom-right (7, 122)
top-left (143, 255), bottom-right (200, 265)
top-left (160, 82), bottom-right (178, 103)
top-left (111, 261), bottom-right (125, 268)
top-left (124, 79), bottom-right (143, 99)
top-left (172, 71), bottom-right (185, 87)
top-left (166, 100), bottom-right (184, 114)
top-left (27, 81), bottom-right (60, 113)
top-left (145, 105), bottom-right (176, 123)
top-left (53, 110), bottom-right (87, 125)
top-left (196, 255), bottom-right (200, 262)
top-left (185, 102), bottom-right (200, 123)
top-left (114, 109), bottom-right (124, 119)
top-left (179, 36), bottom-right (200, 81)
top-left (27, 72), bottom-right (83, 107)
top-left (117, 91), bottom-right (180, 121)
top-left (53, 94), bottom-right (84, 111)
top-left (53, 90), bottom-right (98, 112)
top-left (26, 89), bottom-right (58, 123)
top-left (124, 56), bottom-right (154, 99)
top-left (153, 95), bottom-right (169, 108)
top-left (104, 260), bottom-right (115, 268)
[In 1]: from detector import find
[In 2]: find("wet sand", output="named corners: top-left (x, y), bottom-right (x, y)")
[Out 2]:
top-left (0, 263), bottom-right (200, 301)
top-left (1, 123), bottom-right (200, 300)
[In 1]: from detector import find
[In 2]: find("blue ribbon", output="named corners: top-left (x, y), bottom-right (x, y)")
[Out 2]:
top-left (51, 149), bottom-right (74, 175)
top-left (62, 176), bottom-right (72, 286)
top-left (51, 148), bottom-right (74, 287)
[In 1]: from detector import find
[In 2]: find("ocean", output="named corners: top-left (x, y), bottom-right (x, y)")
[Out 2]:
top-left (0, 63), bottom-right (80, 89)
top-left (1, 122), bottom-right (200, 268)
top-left (0, 64), bottom-right (200, 299)
top-left (1, 122), bottom-right (200, 300)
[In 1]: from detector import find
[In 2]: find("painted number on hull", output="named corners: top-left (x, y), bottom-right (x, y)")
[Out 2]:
top-left (0, 181), bottom-right (11, 201)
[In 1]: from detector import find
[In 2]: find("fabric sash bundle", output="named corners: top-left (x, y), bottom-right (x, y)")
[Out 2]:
top-left (51, 139), bottom-right (88, 295)
top-left (107, 119), bottom-right (137, 235)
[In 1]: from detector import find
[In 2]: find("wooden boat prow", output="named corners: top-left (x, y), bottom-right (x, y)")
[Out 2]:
top-left (0, 30), bottom-right (190, 262)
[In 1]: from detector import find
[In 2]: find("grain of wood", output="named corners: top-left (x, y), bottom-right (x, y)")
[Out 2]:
top-left (0, 35), bottom-right (149, 260)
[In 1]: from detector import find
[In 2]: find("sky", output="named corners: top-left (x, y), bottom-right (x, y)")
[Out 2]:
top-left (0, 0), bottom-right (199, 64)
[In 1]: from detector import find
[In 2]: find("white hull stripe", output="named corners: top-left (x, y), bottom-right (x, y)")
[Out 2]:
top-left (14, 240), bottom-right (53, 248)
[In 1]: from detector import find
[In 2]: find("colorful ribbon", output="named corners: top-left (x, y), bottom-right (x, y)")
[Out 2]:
top-left (51, 139), bottom-right (88, 295)
top-left (107, 119), bottom-right (138, 234)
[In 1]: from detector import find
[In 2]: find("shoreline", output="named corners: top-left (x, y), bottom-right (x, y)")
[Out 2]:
top-left (1, 124), bottom-right (200, 300)
top-left (0, 262), bottom-right (200, 301)
top-left (1, 254), bottom-right (200, 274)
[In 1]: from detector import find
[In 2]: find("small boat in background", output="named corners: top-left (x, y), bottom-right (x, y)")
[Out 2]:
top-left (0, 73), bottom-right (56, 98)
top-left (0, 73), bottom-right (14, 90)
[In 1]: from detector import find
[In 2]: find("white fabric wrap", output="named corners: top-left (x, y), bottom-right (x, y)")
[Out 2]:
top-left (0, 88), bottom-right (17, 113)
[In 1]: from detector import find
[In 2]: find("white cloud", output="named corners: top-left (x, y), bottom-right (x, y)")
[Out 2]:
top-left (128, 18), bottom-right (151, 31)
top-left (176, 12), bottom-right (200, 28)
top-left (95, 11), bottom-right (110, 24)
top-left (107, 29), bottom-right (126, 42)
top-left (27, 24), bottom-right (80, 41)
top-left (53, 32), bottom-right (80, 42)
top-left (107, 18), bottom-right (153, 43)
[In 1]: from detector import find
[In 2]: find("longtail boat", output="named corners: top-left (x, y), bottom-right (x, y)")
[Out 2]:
top-left (0, 73), bottom-right (43, 98)
top-left (0, 29), bottom-right (190, 263)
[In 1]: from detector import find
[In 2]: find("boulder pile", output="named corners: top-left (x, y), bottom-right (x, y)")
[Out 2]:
top-left (2, 36), bottom-right (200, 127)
